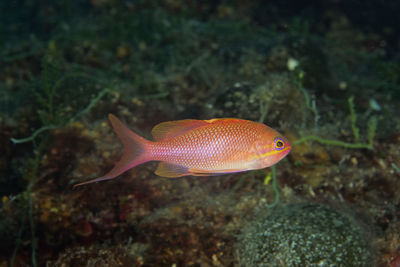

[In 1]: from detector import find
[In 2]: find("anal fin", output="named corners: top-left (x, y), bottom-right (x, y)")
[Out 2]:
top-left (188, 168), bottom-right (245, 176)
top-left (155, 163), bottom-right (191, 178)
top-left (154, 163), bottom-right (246, 178)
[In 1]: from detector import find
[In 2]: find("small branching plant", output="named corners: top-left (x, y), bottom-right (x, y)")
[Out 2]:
top-left (11, 57), bottom-right (111, 144)
top-left (7, 55), bottom-right (113, 266)
top-left (293, 95), bottom-right (377, 149)
top-left (261, 69), bottom-right (378, 208)
top-left (292, 69), bottom-right (377, 149)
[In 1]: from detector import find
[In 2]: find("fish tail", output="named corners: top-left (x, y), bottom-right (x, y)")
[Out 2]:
top-left (73, 114), bottom-right (151, 188)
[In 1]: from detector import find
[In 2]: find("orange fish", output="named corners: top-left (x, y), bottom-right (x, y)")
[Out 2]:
top-left (74, 114), bottom-right (291, 187)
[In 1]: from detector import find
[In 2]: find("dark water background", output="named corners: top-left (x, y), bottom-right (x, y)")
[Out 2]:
top-left (0, 0), bottom-right (399, 266)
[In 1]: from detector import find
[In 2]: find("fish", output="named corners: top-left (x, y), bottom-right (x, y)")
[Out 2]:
top-left (74, 114), bottom-right (291, 187)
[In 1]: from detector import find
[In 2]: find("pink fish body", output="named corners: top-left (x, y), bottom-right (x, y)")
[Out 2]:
top-left (75, 114), bottom-right (291, 186)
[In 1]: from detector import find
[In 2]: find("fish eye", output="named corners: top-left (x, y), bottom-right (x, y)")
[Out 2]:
top-left (274, 137), bottom-right (285, 150)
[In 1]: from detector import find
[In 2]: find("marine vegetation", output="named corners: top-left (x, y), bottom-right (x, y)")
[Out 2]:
top-left (0, 0), bottom-right (399, 266)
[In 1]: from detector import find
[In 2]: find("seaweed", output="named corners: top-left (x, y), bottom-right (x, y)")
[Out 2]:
top-left (260, 72), bottom-right (378, 209)
top-left (296, 70), bottom-right (319, 125)
top-left (8, 156), bottom-right (40, 267)
top-left (293, 96), bottom-right (377, 150)
top-left (348, 96), bottom-right (360, 143)
top-left (1, 1), bottom-right (398, 265)
top-left (11, 57), bottom-right (111, 144)
top-left (6, 56), bottom-right (113, 266)
top-left (265, 166), bottom-right (279, 208)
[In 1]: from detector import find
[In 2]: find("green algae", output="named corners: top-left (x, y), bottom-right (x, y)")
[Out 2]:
top-left (0, 1), bottom-right (399, 266)
top-left (11, 58), bottom-right (111, 144)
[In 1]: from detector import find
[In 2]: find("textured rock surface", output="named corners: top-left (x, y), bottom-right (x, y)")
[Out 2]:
top-left (238, 203), bottom-right (373, 267)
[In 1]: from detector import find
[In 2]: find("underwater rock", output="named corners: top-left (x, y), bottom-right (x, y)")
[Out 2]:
top-left (211, 73), bottom-right (303, 125)
top-left (237, 203), bottom-right (372, 267)
top-left (47, 243), bottom-right (146, 266)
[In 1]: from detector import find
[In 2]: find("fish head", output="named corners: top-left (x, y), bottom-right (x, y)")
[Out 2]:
top-left (251, 130), bottom-right (292, 168)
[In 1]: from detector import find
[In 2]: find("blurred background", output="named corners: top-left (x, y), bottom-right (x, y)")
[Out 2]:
top-left (0, 0), bottom-right (399, 266)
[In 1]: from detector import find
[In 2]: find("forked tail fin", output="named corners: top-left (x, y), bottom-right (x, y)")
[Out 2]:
top-left (73, 114), bottom-right (150, 187)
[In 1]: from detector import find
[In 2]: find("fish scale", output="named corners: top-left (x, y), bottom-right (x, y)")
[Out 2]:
top-left (150, 123), bottom-right (254, 170)
top-left (74, 115), bottom-right (291, 187)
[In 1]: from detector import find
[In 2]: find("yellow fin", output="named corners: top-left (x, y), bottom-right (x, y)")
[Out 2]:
top-left (155, 162), bottom-right (191, 178)
top-left (151, 119), bottom-right (207, 141)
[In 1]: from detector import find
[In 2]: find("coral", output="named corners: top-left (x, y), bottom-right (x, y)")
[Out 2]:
top-left (237, 203), bottom-right (373, 267)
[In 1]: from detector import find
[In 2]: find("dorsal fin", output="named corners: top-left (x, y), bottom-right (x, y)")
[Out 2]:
top-left (204, 118), bottom-right (244, 124)
top-left (151, 119), bottom-right (208, 141)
